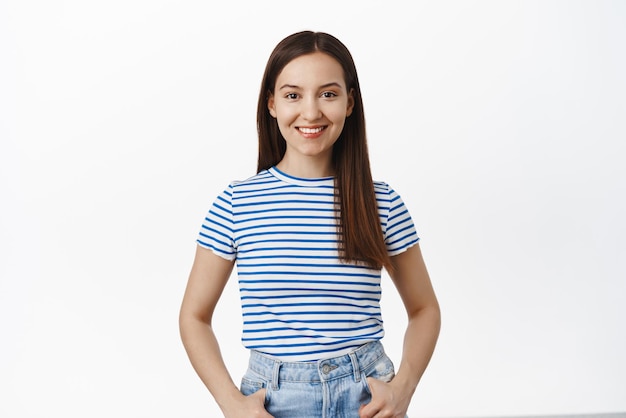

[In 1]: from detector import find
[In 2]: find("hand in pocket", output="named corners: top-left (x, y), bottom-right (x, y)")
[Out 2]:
top-left (226, 388), bottom-right (273, 418)
top-left (359, 377), bottom-right (408, 418)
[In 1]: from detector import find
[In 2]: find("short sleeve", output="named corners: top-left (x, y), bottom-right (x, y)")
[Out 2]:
top-left (384, 186), bottom-right (420, 256)
top-left (196, 184), bottom-right (236, 260)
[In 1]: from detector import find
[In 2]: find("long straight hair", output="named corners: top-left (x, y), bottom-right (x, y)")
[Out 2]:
top-left (256, 31), bottom-right (391, 271)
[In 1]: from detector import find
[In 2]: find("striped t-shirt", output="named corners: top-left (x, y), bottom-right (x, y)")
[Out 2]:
top-left (197, 166), bottom-right (419, 362)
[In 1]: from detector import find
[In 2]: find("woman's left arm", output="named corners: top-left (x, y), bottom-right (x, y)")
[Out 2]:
top-left (359, 243), bottom-right (441, 418)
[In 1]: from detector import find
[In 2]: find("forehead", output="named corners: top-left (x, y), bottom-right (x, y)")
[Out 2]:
top-left (276, 52), bottom-right (346, 88)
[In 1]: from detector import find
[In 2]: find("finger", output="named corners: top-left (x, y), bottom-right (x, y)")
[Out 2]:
top-left (250, 389), bottom-right (273, 417)
top-left (367, 377), bottom-right (380, 396)
top-left (257, 389), bottom-right (273, 418)
top-left (359, 402), bottom-right (378, 418)
top-left (253, 388), bottom-right (267, 401)
top-left (361, 379), bottom-right (386, 418)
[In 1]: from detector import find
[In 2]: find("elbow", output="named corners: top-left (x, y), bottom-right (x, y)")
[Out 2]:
top-left (178, 302), bottom-right (201, 341)
top-left (179, 301), bottom-right (213, 340)
top-left (425, 302), bottom-right (441, 326)
top-left (178, 304), bottom-right (192, 342)
top-left (410, 302), bottom-right (441, 335)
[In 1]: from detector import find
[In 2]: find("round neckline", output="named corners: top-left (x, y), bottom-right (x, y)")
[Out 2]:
top-left (268, 166), bottom-right (335, 188)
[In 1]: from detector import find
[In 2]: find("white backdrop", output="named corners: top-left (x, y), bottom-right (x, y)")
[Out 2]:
top-left (1, 1), bottom-right (625, 417)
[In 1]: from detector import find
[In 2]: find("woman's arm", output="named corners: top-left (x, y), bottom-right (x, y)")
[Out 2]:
top-left (359, 243), bottom-right (441, 418)
top-left (179, 245), bottom-right (273, 418)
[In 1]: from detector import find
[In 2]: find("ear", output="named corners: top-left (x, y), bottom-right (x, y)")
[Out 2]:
top-left (346, 88), bottom-right (355, 117)
top-left (267, 92), bottom-right (277, 118)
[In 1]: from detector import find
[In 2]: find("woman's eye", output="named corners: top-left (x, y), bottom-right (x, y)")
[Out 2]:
top-left (286, 93), bottom-right (299, 100)
top-left (321, 91), bottom-right (337, 98)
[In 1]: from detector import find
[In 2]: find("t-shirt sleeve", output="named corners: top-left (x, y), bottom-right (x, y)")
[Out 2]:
top-left (196, 184), bottom-right (236, 260)
top-left (384, 186), bottom-right (420, 256)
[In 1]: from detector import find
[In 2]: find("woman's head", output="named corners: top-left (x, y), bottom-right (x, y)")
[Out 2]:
top-left (257, 31), bottom-right (366, 172)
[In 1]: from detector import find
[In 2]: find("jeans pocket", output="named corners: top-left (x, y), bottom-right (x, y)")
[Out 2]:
top-left (362, 353), bottom-right (396, 395)
top-left (240, 370), bottom-right (268, 398)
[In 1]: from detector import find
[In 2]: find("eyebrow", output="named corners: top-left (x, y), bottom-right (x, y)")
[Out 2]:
top-left (278, 82), bottom-right (344, 90)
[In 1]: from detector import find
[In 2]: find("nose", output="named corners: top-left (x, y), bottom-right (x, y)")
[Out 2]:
top-left (301, 97), bottom-right (322, 121)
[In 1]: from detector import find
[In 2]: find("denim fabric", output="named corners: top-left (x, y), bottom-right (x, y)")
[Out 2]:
top-left (240, 341), bottom-right (408, 418)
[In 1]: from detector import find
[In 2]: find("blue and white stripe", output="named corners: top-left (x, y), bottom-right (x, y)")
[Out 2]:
top-left (197, 166), bottom-right (418, 361)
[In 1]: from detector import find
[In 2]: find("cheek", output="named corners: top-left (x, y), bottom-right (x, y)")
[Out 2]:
top-left (327, 110), bottom-right (349, 128)
top-left (274, 105), bottom-right (297, 125)
top-left (325, 102), bottom-right (351, 123)
top-left (274, 109), bottom-right (296, 138)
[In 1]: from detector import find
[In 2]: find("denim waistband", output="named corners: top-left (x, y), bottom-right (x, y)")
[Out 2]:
top-left (247, 341), bottom-right (386, 390)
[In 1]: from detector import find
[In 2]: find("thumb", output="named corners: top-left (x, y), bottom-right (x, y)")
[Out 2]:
top-left (365, 377), bottom-right (375, 397)
top-left (253, 388), bottom-right (274, 417)
top-left (359, 402), bottom-right (374, 418)
top-left (253, 387), bottom-right (267, 401)
top-left (359, 378), bottom-right (380, 418)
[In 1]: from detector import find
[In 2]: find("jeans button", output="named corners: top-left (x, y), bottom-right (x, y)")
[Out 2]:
top-left (321, 363), bottom-right (338, 374)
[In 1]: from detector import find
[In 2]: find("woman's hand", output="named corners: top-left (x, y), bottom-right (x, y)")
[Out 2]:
top-left (358, 243), bottom-right (441, 417)
top-left (223, 389), bottom-right (274, 418)
top-left (358, 377), bottom-right (410, 418)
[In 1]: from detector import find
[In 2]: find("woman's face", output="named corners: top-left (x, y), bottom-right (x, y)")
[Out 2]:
top-left (268, 52), bottom-right (354, 171)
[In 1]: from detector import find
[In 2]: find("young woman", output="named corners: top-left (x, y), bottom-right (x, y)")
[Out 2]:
top-left (179, 31), bottom-right (441, 418)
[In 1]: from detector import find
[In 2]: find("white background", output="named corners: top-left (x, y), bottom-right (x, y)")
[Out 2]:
top-left (1, 1), bottom-right (625, 417)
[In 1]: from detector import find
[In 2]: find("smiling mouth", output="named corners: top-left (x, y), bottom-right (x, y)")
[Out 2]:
top-left (298, 126), bottom-right (326, 134)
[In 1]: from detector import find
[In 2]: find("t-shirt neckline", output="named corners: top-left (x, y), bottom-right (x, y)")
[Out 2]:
top-left (268, 166), bottom-right (335, 188)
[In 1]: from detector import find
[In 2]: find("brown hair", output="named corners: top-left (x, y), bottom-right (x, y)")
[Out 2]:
top-left (256, 31), bottom-right (391, 270)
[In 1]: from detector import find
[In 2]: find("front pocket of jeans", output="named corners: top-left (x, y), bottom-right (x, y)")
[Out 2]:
top-left (362, 354), bottom-right (396, 395)
top-left (240, 373), bottom-right (267, 397)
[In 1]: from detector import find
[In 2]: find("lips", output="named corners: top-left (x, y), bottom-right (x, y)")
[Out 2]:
top-left (298, 126), bottom-right (326, 134)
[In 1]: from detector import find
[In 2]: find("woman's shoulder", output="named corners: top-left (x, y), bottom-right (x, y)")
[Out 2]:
top-left (223, 169), bottom-right (268, 185)
top-left (373, 179), bottom-right (392, 196)
top-left (227, 169), bottom-right (275, 191)
top-left (373, 179), bottom-right (390, 189)
top-left (373, 179), bottom-right (408, 198)
top-left (373, 180), bottom-right (411, 209)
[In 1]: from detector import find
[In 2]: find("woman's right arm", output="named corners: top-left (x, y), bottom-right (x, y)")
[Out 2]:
top-left (179, 245), bottom-right (273, 418)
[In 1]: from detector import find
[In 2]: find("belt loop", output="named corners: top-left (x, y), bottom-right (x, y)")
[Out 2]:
top-left (349, 352), bottom-right (360, 383)
top-left (271, 360), bottom-right (281, 391)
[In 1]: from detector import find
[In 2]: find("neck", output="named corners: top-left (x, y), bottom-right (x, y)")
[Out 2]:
top-left (276, 155), bottom-right (334, 178)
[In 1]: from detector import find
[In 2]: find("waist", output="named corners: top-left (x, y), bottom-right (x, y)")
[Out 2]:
top-left (247, 340), bottom-right (387, 383)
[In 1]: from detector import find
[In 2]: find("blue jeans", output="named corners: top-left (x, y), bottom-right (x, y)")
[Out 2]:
top-left (240, 341), bottom-right (407, 418)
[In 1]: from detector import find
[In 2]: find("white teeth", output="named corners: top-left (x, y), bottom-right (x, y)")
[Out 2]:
top-left (299, 127), bottom-right (324, 134)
